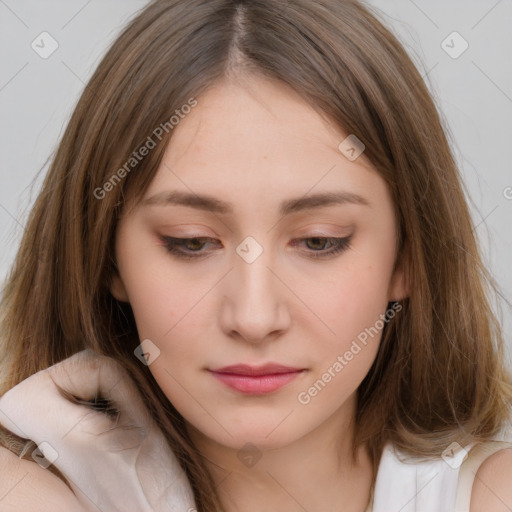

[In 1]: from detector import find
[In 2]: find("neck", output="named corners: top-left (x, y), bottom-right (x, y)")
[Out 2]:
top-left (187, 394), bottom-right (373, 512)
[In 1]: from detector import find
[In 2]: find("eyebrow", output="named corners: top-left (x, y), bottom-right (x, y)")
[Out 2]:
top-left (141, 190), bottom-right (370, 215)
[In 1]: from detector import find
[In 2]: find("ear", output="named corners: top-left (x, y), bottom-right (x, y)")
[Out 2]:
top-left (388, 251), bottom-right (409, 302)
top-left (109, 272), bottom-right (130, 303)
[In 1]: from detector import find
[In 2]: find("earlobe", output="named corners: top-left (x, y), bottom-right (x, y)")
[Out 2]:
top-left (109, 273), bottom-right (130, 303)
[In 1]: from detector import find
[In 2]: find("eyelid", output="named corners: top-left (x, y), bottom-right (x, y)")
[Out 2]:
top-left (156, 225), bottom-right (218, 237)
top-left (293, 223), bottom-right (354, 237)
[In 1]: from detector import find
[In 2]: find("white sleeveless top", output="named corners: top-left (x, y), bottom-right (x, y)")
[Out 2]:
top-left (365, 434), bottom-right (512, 512)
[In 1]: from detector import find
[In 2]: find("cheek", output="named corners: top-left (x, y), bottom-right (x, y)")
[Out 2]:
top-left (303, 254), bottom-right (395, 396)
top-left (115, 244), bottom-right (207, 370)
top-left (295, 268), bottom-right (391, 411)
top-left (128, 278), bottom-right (203, 364)
top-left (117, 231), bottom-right (198, 329)
top-left (311, 260), bottom-right (393, 347)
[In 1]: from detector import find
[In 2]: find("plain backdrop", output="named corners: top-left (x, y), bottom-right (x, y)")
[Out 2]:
top-left (0, 0), bottom-right (511, 355)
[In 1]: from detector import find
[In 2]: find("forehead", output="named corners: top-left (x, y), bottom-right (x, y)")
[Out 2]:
top-left (163, 75), bottom-right (375, 172)
top-left (127, 74), bottom-right (393, 225)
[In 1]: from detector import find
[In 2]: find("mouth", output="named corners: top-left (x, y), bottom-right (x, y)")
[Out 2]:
top-left (207, 364), bottom-right (306, 395)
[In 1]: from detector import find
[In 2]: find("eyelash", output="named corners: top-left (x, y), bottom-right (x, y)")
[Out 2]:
top-left (160, 235), bottom-right (352, 261)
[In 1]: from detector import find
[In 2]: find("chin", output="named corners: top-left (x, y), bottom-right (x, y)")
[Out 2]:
top-left (199, 421), bottom-right (305, 452)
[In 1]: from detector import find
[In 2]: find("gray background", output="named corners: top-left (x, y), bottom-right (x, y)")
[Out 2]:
top-left (1, 0), bottom-right (511, 354)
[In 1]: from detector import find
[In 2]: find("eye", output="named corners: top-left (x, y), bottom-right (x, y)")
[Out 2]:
top-left (290, 236), bottom-right (353, 259)
top-left (159, 235), bottom-right (352, 260)
top-left (161, 237), bottom-right (218, 260)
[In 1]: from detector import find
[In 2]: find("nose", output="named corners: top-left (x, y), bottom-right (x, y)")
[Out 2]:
top-left (219, 245), bottom-right (291, 344)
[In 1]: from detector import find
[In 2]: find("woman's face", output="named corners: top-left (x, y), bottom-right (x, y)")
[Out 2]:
top-left (110, 75), bottom-right (407, 452)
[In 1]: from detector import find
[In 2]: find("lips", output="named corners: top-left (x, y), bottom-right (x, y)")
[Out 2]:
top-left (211, 364), bottom-right (304, 376)
top-left (208, 364), bottom-right (306, 394)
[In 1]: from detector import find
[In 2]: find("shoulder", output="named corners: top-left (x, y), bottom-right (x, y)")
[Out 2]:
top-left (0, 446), bottom-right (84, 511)
top-left (470, 446), bottom-right (512, 512)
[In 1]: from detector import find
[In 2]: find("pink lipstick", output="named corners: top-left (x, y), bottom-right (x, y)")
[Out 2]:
top-left (208, 364), bottom-right (305, 395)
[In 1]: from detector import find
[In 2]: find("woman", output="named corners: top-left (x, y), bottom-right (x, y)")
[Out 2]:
top-left (0, 0), bottom-right (511, 510)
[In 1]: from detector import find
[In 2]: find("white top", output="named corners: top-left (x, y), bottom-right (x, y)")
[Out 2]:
top-left (366, 435), bottom-right (512, 512)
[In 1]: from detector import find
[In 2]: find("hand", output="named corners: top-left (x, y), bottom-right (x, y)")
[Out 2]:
top-left (0, 349), bottom-right (197, 512)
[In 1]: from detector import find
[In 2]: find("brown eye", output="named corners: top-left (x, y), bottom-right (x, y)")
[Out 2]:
top-left (291, 236), bottom-right (353, 259)
top-left (161, 237), bottom-right (219, 260)
top-left (305, 237), bottom-right (329, 251)
top-left (160, 235), bottom-right (352, 261)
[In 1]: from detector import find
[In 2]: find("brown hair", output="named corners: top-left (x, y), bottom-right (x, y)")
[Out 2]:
top-left (1, 0), bottom-right (511, 509)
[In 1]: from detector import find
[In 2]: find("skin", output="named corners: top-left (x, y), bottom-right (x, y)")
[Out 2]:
top-left (0, 448), bottom-right (82, 511)
top-left (109, 72), bottom-right (409, 512)
top-left (1, 73), bottom-right (510, 512)
top-left (470, 448), bottom-right (512, 512)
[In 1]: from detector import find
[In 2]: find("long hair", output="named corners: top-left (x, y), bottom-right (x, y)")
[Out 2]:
top-left (1, 0), bottom-right (511, 510)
